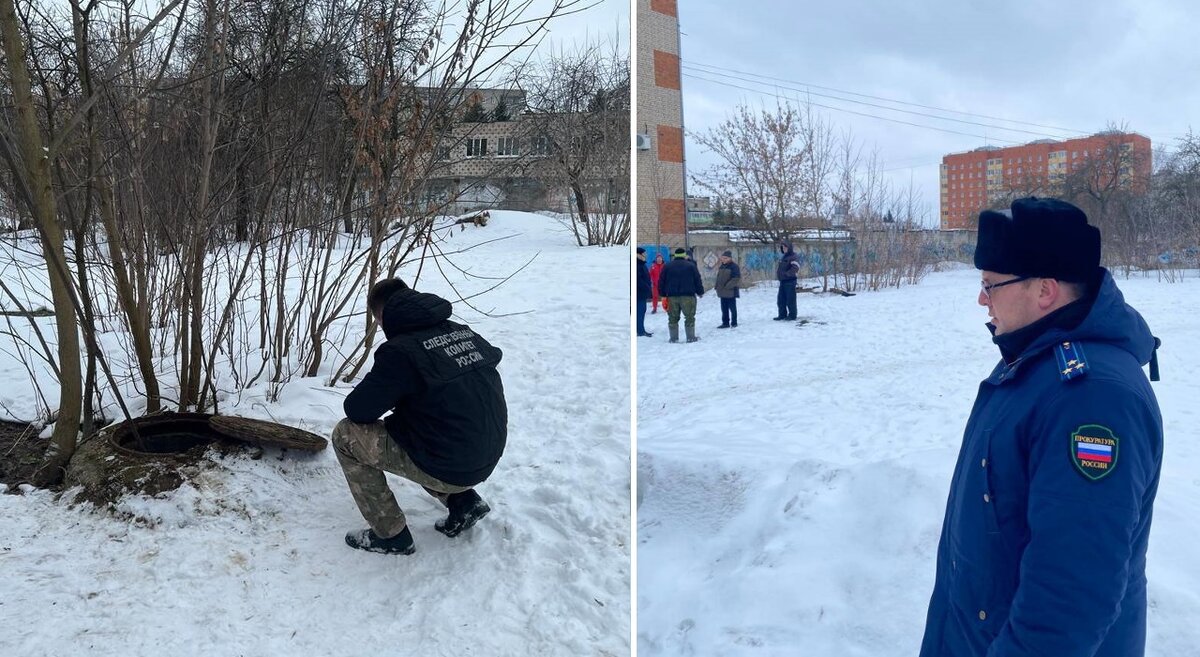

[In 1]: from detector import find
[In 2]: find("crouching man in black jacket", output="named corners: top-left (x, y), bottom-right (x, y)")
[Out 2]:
top-left (335, 278), bottom-right (507, 555)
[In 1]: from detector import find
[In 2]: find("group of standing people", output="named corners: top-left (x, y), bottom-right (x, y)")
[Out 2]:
top-left (636, 247), bottom-right (706, 342)
top-left (636, 241), bottom-right (804, 342)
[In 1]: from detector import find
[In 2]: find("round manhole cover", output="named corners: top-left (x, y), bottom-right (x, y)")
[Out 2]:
top-left (110, 412), bottom-right (219, 455)
top-left (209, 416), bottom-right (327, 452)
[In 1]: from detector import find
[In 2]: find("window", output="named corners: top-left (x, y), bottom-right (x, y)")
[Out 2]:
top-left (495, 137), bottom-right (519, 156)
top-left (435, 146), bottom-right (451, 161)
top-left (467, 138), bottom-right (488, 157)
top-left (530, 135), bottom-right (551, 155)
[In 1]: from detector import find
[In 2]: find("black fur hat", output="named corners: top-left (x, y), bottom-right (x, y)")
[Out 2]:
top-left (974, 197), bottom-right (1100, 283)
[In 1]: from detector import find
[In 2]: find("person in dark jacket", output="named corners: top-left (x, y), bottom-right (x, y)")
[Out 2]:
top-left (635, 247), bottom-right (653, 337)
top-left (657, 247), bottom-right (704, 343)
top-left (714, 250), bottom-right (741, 328)
top-left (919, 198), bottom-right (1163, 657)
top-left (334, 278), bottom-right (507, 555)
top-left (774, 240), bottom-right (800, 320)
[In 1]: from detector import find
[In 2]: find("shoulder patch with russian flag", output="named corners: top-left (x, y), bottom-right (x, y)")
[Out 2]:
top-left (1071, 424), bottom-right (1119, 481)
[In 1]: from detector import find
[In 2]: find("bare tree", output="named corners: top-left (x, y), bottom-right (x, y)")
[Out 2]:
top-left (691, 98), bottom-right (837, 244)
top-left (0, 0), bottom-right (82, 486)
top-left (518, 39), bottom-right (629, 246)
top-left (0, 0), bottom-right (591, 485)
top-left (1055, 126), bottom-right (1152, 274)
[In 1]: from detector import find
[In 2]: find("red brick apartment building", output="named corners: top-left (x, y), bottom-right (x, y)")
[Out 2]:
top-left (939, 132), bottom-right (1152, 229)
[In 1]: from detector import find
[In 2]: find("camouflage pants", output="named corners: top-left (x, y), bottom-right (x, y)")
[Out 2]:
top-left (667, 296), bottom-right (697, 331)
top-left (332, 419), bottom-right (470, 538)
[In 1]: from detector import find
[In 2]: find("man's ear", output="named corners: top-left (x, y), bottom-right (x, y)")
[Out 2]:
top-left (1037, 278), bottom-right (1061, 311)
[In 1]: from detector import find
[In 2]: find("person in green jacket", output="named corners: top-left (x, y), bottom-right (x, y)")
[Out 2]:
top-left (714, 250), bottom-right (741, 328)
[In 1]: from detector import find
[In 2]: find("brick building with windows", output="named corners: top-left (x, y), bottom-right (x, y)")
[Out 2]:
top-left (424, 106), bottom-right (546, 212)
top-left (418, 88), bottom-right (611, 215)
top-left (939, 131), bottom-right (1152, 229)
top-left (636, 0), bottom-right (687, 247)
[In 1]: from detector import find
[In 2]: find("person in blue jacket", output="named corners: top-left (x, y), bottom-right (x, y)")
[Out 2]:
top-left (658, 247), bottom-right (705, 343)
top-left (919, 197), bottom-right (1163, 657)
top-left (635, 247), bottom-right (653, 337)
top-left (774, 240), bottom-right (800, 320)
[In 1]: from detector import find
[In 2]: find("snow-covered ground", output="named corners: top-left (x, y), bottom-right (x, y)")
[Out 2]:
top-left (636, 269), bottom-right (1200, 656)
top-left (0, 211), bottom-right (631, 656)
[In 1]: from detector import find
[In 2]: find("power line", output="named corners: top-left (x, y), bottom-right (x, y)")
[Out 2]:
top-left (681, 62), bottom-right (1190, 178)
top-left (682, 70), bottom-right (1030, 145)
top-left (685, 59), bottom-right (1191, 147)
top-left (684, 65), bottom-right (1075, 141)
top-left (684, 59), bottom-right (1092, 136)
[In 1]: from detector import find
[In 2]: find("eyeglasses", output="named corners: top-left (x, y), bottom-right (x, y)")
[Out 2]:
top-left (980, 276), bottom-right (1030, 299)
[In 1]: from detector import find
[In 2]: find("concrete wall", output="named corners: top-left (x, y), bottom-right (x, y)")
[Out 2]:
top-left (638, 229), bottom-right (980, 289)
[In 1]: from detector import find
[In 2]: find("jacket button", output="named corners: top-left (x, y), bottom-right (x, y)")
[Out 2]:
top-left (979, 610), bottom-right (987, 621)
top-left (981, 458), bottom-right (987, 467)
top-left (983, 494), bottom-right (991, 503)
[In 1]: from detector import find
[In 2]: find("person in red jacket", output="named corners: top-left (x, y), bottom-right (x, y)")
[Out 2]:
top-left (649, 253), bottom-right (665, 313)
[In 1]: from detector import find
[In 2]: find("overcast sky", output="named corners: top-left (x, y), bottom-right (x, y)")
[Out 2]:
top-left (675, 0), bottom-right (1200, 226)
top-left (488, 0), bottom-right (628, 70)
top-left (537, 0), bottom-right (629, 52)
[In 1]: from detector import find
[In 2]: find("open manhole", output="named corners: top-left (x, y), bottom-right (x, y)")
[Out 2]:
top-left (110, 412), bottom-right (222, 456)
top-left (109, 412), bottom-right (327, 455)
top-left (66, 413), bottom-right (326, 510)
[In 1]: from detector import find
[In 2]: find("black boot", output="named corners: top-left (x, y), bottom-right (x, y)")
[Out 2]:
top-left (345, 526), bottom-right (416, 555)
top-left (436, 489), bottom-right (491, 537)
top-left (717, 323), bottom-right (730, 329)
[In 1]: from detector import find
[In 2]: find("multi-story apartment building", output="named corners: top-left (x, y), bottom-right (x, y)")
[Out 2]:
top-left (421, 88), bottom-right (622, 216)
top-left (939, 131), bottom-right (1152, 229)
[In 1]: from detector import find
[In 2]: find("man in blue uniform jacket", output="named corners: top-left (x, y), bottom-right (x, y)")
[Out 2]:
top-left (919, 197), bottom-right (1163, 657)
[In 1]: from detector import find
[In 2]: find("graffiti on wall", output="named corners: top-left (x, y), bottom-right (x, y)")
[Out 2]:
top-left (743, 247), bottom-right (779, 274)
